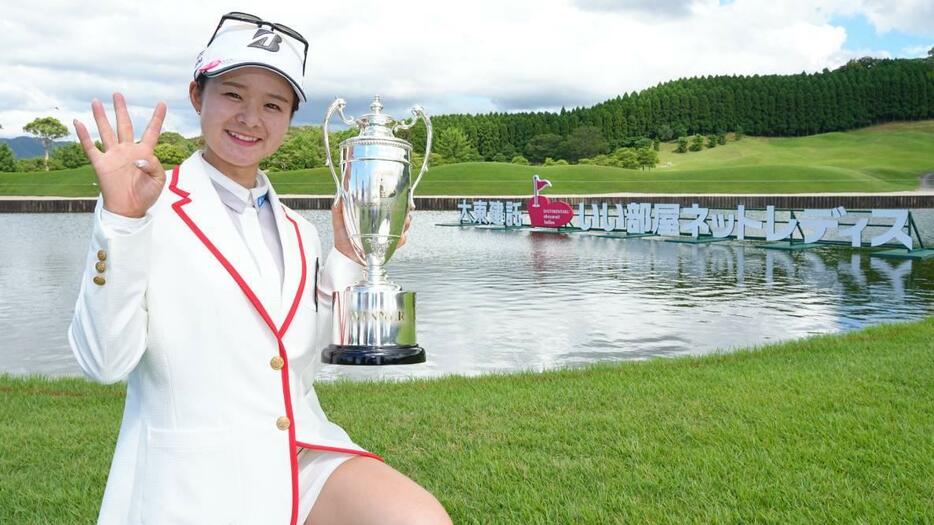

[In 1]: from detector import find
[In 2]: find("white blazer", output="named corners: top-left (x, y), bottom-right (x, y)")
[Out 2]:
top-left (68, 152), bottom-right (382, 525)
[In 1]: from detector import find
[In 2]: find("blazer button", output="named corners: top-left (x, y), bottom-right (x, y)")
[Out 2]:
top-left (95, 261), bottom-right (106, 273)
top-left (97, 250), bottom-right (107, 261)
top-left (270, 356), bottom-right (284, 370)
top-left (276, 416), bottom-right (291, 431)
top-left (92, 275), bottom-right (106, 286)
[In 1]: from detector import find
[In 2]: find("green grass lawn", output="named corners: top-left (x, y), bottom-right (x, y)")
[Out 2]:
top-left (1, 121), bottom-right (932, 197)
top-left (0, 164), bottom-right (101, 197)
top-left (1, 317), bottom-right (932, 523)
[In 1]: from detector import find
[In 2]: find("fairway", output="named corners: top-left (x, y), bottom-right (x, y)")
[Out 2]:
top-left (1, 121), bottom-right (931, 197)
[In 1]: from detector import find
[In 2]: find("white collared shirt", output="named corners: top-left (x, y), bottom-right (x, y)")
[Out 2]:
top-left (199, 152), bottom-right (284, 288)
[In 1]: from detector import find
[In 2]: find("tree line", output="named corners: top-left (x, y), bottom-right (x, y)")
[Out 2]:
top-left (398, 55), bottom-right (933, 163)
top-left (0, 125), bottom-right (358, 173)
top-left (2, 54), bottom-right (930, 173)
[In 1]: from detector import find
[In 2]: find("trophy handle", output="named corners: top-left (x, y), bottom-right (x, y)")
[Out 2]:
top-left (323, 98), bottom-right (358, 205)
top-left (393, 106), bottom-right (432, 210)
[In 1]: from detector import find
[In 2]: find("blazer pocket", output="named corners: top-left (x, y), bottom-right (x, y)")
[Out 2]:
top-left (140, 427), bottom-right (241, 525)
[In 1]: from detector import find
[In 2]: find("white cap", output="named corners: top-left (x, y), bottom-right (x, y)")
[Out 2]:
top-left (194, 21), bottom-right (307, 103)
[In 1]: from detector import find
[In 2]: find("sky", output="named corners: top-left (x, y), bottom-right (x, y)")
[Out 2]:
top-left (0, 0), bottom-right (930, 140)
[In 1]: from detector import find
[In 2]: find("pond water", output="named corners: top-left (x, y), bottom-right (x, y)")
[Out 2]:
top-left (1, 210), bottom-right (932, 382)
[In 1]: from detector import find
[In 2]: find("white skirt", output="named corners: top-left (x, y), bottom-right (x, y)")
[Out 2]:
top-left (296, 447), bottom-right (356, 523)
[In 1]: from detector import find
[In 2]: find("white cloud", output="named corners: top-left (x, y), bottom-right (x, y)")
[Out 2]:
top-left (901, 43), bottom-right (933, 57)
top-left (857, 0), bottom-right (934, 36)
top-left (0, 0), bottom-right (926, 141)
top-left (570, 0), bottom-right (700, 18)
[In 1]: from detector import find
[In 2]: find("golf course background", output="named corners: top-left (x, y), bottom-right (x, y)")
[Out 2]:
top-left (1, 49), bottom-right (931, 525)
top-left (1, 120), bottom-right (932, 197)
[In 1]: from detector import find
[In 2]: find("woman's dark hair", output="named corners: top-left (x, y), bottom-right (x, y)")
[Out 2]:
top-left (195, 73), bottom-right (299, 117)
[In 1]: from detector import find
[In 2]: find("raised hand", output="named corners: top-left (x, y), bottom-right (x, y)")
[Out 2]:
top-left (74, 93), bottom-right (168, 218)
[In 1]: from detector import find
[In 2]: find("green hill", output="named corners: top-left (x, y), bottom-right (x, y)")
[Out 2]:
top-left (0, 136), bottom-right (71, 159)
top-left (410, 57), bottom-right (933, 159)
top-left (1, 121), bottom-right (931, 197)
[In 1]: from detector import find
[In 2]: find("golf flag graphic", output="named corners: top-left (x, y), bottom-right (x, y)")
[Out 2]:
top-left (533, 175), bottom-right (552, 207)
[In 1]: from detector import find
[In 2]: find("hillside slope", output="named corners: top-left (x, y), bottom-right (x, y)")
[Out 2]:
top-left (1, 121), bottom-right (931, 197)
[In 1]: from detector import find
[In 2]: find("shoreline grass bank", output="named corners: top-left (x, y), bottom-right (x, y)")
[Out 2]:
top-left (1, 318), bottom-right (932, 523)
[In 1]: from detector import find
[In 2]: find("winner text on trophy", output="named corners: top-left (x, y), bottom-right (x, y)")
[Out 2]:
top-left (322, 96), bottom-right (432, 366)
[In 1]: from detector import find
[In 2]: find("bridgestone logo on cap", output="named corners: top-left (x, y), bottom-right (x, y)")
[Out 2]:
top-left (248, 29), bottom-right (281, 52)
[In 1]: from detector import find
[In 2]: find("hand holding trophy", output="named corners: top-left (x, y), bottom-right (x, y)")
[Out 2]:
top-left (322, 96), bottom-right (432, 366)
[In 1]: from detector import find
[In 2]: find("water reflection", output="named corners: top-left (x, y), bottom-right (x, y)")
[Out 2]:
top-left (0, 211), bottom-right (932, 382)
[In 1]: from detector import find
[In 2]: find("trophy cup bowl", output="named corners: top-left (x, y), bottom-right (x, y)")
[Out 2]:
top-left (321, 96), bottom-right (432, 365)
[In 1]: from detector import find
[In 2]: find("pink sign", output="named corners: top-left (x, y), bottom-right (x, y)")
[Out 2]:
top-left (528, 175), bottom-right (573, 228)
top-left (528, 195), bottom-right (574, 228)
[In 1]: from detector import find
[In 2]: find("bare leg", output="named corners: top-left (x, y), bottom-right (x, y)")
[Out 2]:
top-left (305, 456), bottom-right (452, 525)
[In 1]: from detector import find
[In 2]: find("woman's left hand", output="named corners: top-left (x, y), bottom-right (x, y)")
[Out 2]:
top-left (331, 199), bottom-right (412, 266)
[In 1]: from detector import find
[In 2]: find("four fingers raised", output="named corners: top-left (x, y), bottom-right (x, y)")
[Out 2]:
top-left (78, 94), bottom-right (167, 157)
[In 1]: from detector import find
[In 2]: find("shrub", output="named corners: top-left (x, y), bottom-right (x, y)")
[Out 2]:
top-left (675, 137), bottom-right (689, 153)
top-left (0, 144), bottom-right (16, 172)
top-left (154, 143), bottom-right (189, 166)
top-left (50, 142), bottom-right (90, 169)
top-left (17, 158), bottom-right (58, 172)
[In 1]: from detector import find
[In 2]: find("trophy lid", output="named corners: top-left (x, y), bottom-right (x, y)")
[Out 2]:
top-left (338, 96), bottom-right (413, 153)
top-left (354, 96), bottom-right (397, 138)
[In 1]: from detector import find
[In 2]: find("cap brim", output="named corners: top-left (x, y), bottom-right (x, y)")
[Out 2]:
top-left (203, 63), bottom-right (307, 103)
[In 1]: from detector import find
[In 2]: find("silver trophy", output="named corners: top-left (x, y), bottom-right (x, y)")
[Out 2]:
top-left (321, 96), bottom-right (432, 365)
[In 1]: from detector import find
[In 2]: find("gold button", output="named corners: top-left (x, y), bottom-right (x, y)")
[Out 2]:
top-left (92, 275), bottom-right (106, 286)
top-left (95, 261), bottom-right (106, 273)
top-left (276, 416), bottom-right (290, 431)
top-left (269, 356), bottom-right (284, 370)
top-left (97, 250), bottom-right (107, 261)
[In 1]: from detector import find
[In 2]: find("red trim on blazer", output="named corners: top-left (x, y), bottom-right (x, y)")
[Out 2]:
top-left (279, 214), bottom-right (304, 525)
top-left (168, 165), bottom-right (383, 525)
top-left (296, 441), bottom-right (384, 462)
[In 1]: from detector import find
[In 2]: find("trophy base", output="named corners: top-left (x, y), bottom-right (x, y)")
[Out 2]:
top-left (322, 344), bottom-right (426, 366)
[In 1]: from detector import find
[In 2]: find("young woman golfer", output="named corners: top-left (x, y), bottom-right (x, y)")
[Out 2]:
top-left (68, 11), bottom-right (451, 525)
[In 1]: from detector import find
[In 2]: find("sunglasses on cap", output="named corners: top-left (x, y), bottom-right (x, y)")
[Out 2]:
top-left (206, 11), bottom-right (309, 75)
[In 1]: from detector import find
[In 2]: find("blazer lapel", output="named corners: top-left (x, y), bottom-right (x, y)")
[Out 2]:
top-left (169, 157), bottom-right (277, 332)
top-left (267, 188), bottom-right (306, 333)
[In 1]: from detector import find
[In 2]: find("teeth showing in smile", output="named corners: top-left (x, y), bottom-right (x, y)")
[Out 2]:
top-left (227, 130), bottom-right (260, 143)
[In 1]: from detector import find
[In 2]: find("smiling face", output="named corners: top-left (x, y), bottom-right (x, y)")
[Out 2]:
top-left (189, 67), bottom-right (296, 184)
